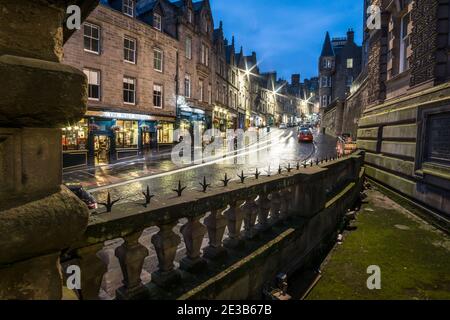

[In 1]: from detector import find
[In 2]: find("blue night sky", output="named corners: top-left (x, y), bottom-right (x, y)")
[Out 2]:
top-left (210, 0), bottom-right (364, 81)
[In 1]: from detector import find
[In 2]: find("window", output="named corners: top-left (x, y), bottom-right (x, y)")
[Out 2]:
top-left (184, 75), bottom-right (191, 98)
top-left (199, 80), bottom-right (204, 102)
top-left (153, 84), bottom-right (163, 108)
top-left (123, 77), bottom-right (136, 104)
top-left (153, 13), bottom-right (162, 31)
top-left (328, 96), bottom-right (332, 105)
top-left (62, 119), bottom-right (88, 151)
top-left (346, 76), bottom-right (353, 87)
top-left (124, 37), bottom-right (136, 64)
top-left (347, 58), bottom-right (353, 69)
top-left (185, 37), bottom-right (192, 59)
top-left (123, 0), bottom-right (134, 17)
top-left (321, 95), bottom-right (328, 107)
top-left (187, 9), bottom-right (193, 23)
top-left (83, 69), bottom-right (100, 100)
top-left (323, 59), bottom-right (332, 69)
top-left (232, 71), bottom-right (236, 85)
top-left (158, 123), bottom-right (174, 144)
top-left (115, 120), bottom-right (138, 148)
top-left (399, 13), bottom-right (410, 73)
top-left (154, 48), bottom-right (163, 72)
top-left (83, 23), bottom-right (100, 54)
top-left (201, 43), bottom-right (209, 66)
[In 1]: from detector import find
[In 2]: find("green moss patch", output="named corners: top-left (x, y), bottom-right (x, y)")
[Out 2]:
top-left (307, 189), bottom-right (450, 300)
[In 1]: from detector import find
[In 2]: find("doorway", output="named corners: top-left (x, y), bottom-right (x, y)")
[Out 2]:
top-left (142, 131), bottom-right (152, 153)
top-left (94, 135), bottom-right (110, 165)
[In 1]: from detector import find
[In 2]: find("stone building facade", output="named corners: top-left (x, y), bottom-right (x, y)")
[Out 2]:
top-left (62, 0), bottom-right (302, 169)
top-left (353, 0), bottom-right (450, 226)
top-left (319, 30), bottom-right (362, 136)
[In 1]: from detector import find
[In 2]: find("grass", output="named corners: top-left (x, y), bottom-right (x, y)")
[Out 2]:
top-left (307, 188), bottom-right (450, 300)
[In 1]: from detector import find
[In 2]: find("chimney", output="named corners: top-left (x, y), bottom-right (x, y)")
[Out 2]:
top-left (347, 28), bottom-right (354, 43)
top-left (291, 74), bottom-right (300, 86)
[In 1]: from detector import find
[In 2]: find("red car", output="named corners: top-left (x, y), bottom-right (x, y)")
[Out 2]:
top-left (298, 128), bottom-right (313, 143)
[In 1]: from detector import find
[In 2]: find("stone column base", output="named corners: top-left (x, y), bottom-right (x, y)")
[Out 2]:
top-left (151, 270), bottom-right (181, 287)
top-left (203, 246), bottom-right (228, 260)
top-left (0, 252), bottom-right (62, 300)
top-left (223, 238), bottom-right (245, 249)
top-left (116, 284), bottom-right (148, 300)
top-left (180, 257), bottom-right (207, 273)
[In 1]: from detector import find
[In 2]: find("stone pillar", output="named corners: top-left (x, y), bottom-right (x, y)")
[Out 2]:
top-left (269, 191), bottom-right (282, 223)
top-left (242, 196), bottom-right (259, 239)
top-left (115, 231), bottom-right (149, 300)
top-left (223, 201), bottom-right (245, 249)
top-left (180, 216), bottom-right (207, 272)
top-left (76, 243), bottom-right (107, 300)
top-left (0, 0), bottom-right (98, 299)
top-left (256, 194), bottom-right (271, 231)
top-left (151, 221), bottom-right (181, 287)
top-left (203, 209), bottom-right (228, 259)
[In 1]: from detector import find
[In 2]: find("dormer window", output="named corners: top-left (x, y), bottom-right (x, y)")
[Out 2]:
top-left (187, 9), bottom-right (193, 24)
top-left (153, 13), bottom-right (162, 31)
top-left (123, 0), bottom-right (134, 17)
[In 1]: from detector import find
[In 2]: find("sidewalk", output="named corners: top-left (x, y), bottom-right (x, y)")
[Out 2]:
top-left (306, 186), bottom-right (450, 300)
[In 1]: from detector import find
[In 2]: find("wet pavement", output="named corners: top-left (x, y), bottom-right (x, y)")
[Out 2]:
top-left (63, 128), bottom-right (338, 205)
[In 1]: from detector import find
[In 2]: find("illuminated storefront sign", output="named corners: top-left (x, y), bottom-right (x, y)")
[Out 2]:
top-left (85, 110), bottom-right (174, 122)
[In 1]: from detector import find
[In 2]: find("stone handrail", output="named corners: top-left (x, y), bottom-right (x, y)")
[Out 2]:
top-left (65, 151), bottom-right (363, 300)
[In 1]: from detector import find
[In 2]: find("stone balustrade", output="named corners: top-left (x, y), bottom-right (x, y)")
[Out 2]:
top-left (62, 151), bottom-right (363, 300)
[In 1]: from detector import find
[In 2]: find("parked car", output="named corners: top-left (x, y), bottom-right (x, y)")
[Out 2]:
top-left (298, 128), bottom-right (314, 143)
top-left (67, 185), bottom-right (98, 210)
top-left (279, 123), bottom-right (287, 129)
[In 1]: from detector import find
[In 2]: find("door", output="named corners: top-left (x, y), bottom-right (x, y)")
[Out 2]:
top-left (142, 131), bottom-right (151, 152)
top-left (94, 135), bottom-right (110, 165)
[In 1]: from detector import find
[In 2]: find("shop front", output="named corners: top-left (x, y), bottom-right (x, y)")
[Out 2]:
top-left (62, 110), bottom-right (175, 169)
top-left (177, 106), bottom-right (208, 139)
top-left (62, 119), bottom-right (89, 169)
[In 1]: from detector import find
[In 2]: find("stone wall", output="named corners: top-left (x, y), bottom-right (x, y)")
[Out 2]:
top-left (343, 74), bottom-right (368, 138)
top-left (62, 151), bottom-right (363, 300)
top-left (358, 83), bottom-right (450, 230)
top-left (180, 157), bottom-right (364, 300)
top-left (321, 100), bottom-right (344, 137)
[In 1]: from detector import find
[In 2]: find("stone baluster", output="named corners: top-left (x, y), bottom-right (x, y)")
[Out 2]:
top-left (75, 243), bottom-right (108, 300)
top-left (292, 184), bottom-right (303, 215)
top-left (256, 194), bottom-right (272, 231)
top-left (269, 191), bottom-right (282, 223)
top-left (279, 188), bottom-right (292, 221)
top-left (151, 221), bottom-right (181, 287)
top-left (224, 201), bottom-right (245, 248)
top-left (243, 195), bottom-right (259, 239)
top-left (204, 208), bottom-right (228, 259)
top-left (115, 230), bottom-right (149, 299)
top-left (180, 216), bottom-right (207, 272)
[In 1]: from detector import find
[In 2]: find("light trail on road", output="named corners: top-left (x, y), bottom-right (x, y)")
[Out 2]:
top-left (88, 129), bottom-right (293, 193)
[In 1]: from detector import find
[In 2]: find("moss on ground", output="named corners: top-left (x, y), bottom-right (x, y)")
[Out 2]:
top-left (307, 188), bottom-right (450, 300)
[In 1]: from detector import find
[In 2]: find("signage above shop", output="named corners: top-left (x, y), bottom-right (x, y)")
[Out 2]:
top-left (85, 111), bottom-right (174, 122)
